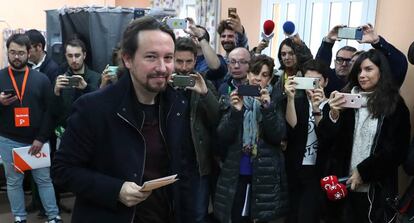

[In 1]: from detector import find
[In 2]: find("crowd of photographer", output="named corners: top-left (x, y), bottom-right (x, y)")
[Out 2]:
top-left (0, 7), bottom-right (413, 223)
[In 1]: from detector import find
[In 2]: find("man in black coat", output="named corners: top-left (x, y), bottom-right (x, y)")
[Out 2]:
top-left (52, 16), bottom-right (186, 222)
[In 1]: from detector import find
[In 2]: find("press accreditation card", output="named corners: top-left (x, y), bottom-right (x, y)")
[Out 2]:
top-left (14, 107), bottom-right (30, 127)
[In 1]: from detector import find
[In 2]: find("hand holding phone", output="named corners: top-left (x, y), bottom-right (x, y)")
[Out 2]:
top-left (0, 89), bottom-right (18, 106)
top-left (66, 76), bottom-right (83, 88)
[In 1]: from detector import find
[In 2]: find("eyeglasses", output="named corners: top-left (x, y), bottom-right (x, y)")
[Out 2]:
top-left (229, 60), bottom-right (249, 66)
top-left (335, 57), bottom-right (352, 65)
top-left (8, 50), bottom-right (27, 57)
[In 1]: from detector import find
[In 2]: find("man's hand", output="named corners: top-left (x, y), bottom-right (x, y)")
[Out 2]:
top-left (28, 140), bottom-right (43, 156)
top-left (359, 23), bottom-right (380, 44)
top-left (119, 182), bottom-right (152, 207)
top-left (184, 17), bottom-right (205, 40)
top-left (230, 91), bottom-right (243, 111)
top-left (255, 40), bottom-right (269, 54)
top-left (0, 92), bottom-right (18, 106)
top-left (347, 168), bottom-right (363, 191)
top-left (227, 12), bottom-right (243, 34)
top-left (326, 24), bottom-right (347, 42)
top-left (72, 75), bottom-right (87, 90)
top-left (186, 73), bottom-right (208, 95)
top-left (54, 75), bottom-right (69, 96)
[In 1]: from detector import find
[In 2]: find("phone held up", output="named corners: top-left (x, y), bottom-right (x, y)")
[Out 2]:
top-left (237, 85), bottom-right (261, 97)
top-left (228, 8), bottom-right (237, 18)
top-left (65, 76), bottom-right (82, 88)
top-left (335, 93), bottom-right (363, 108)
top-left (172, 74), bottom-right (196, 88)
top-left (337, 27), bottom-right (363, 41)
top-left (166, 18), bottom-right (187, 30)
top-left (293, 77), bottom-right (320, 90)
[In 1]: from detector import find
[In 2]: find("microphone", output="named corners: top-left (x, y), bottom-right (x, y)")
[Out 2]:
top-left (283, 21), bottom-right (296, 37)
top-left (261, 20), bottom-right (275, 41)
top-left (326, 183), bottom-right (348, 201)
top-left (321, 175), bottom-right (349, 201)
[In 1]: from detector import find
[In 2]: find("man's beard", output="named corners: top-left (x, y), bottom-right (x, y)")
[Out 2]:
top-left (222, 42), bottom-right (236, 53)
top-left (144, 72), bottom-right (169, 93)
top-left (9, 57), bottom-right (28, 70)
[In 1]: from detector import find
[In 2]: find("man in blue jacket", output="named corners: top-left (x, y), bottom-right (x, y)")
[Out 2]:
top-left (52, 16), bottom-right (187, 223)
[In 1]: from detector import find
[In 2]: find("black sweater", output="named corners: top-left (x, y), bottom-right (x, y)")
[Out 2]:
top-left (0, 67), bottom-right (53, 143)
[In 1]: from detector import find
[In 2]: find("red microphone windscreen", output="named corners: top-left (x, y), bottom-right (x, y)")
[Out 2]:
top-left (320, 176), bottom-right (338, 191)
top-left (263, 20), bottom-right (275, 35)
top-left (326, 183), bottom-right (348, 201)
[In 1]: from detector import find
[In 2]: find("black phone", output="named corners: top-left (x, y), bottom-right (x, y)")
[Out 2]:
top-left (66, 76), bottom-right (82, 87)
top-left (172, 75), bottom-right (196, 88)
top-left (2, 89), bottom-right (16, 96)
top-left (237, 85), bottom-right (261, 97)
top-left (228, 8), bottom-right (237, 18)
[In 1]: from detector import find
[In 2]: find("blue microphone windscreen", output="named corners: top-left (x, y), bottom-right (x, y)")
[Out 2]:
top-left (283, 21), bottom-right (295, 35)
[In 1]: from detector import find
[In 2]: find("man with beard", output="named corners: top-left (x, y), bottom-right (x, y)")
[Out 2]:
top-left (316, 24), bottom-right (408, 95)
top-left (218, 47), bottom-right (251, 96)
top-left (173, 37), bottom-right (220, 223)
top-left (51, 38), bottom-right (100, 129)
top-left (217, 10), bottom-right (249, 59)
top-left (52, 16), bottom-right (189, 222)
top-left (0, 34), bottom-right (61, 223)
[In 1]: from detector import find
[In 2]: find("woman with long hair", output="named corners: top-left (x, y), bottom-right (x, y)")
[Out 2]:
top-left (319, 49), bottom-right (411, 223)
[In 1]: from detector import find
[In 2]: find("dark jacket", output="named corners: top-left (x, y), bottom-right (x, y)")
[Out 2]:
top-left (39, 54), bottom-right (59, 83)
top-left (316, 36), bottom-right (408, 95)
top-left (51, 65), bottom-right (101, 127)
top-left (52, 73), bottom-right (187, 223)
top-left (317, 96), bottom-right (411, 222)
top-left (214, 97), bottom-right (289, 222)
top-left (187, 80), bottom-right (220, 176)
top-left (0, 67), bottom-right (53, 143)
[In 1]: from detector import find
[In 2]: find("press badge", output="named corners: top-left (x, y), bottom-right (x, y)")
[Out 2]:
top-left (14, 107), bottom-right (30, 127)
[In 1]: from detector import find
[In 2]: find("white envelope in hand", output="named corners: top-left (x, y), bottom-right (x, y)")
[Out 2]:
top-left (140, 174), bottom-right (179, 192)
top-left (12, 143), bottom-right (50, 173)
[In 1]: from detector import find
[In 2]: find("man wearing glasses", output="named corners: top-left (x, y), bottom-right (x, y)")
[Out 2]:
top-left (218, 47), bottom-right (251, 96)
top-left (316, 24), bottom-right (408, 95)
top-left (0, 34), bottom-right (61, 223)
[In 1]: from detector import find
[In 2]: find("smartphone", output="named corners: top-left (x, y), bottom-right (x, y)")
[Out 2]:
top-left (237, 85), bottom-right (261, 97)
top-left (338, 27), bottom-right (363, 40)
top-left (2, 89), bottom-right (16, 96)
top-left (172, 75), bottom-right (196, 88)
top-left (336, 93), bottom-right (363, 108)
top-left (66, 76), bottom-right (82, 87)
top-left (107, 66), bottom-right (118, 76)
top-left (166, 18), bottom-right (187, 29)
top-left (228, 8), bottom-right (237, 18)
top-left (293, 77), bottom-right (320, 90)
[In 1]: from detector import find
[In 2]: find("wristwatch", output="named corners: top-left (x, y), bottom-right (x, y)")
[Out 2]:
top-left (198, 32), bottom-right (208, 42)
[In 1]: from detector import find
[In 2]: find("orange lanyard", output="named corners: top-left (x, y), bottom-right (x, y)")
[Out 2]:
top-left (8, 67), bottom-right (29, 105)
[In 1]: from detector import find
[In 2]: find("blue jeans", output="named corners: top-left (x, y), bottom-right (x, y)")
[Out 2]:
top-left (179, 173), bottom-right (210, 223)
top-left (0, 136), bottom-right (59, 220)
